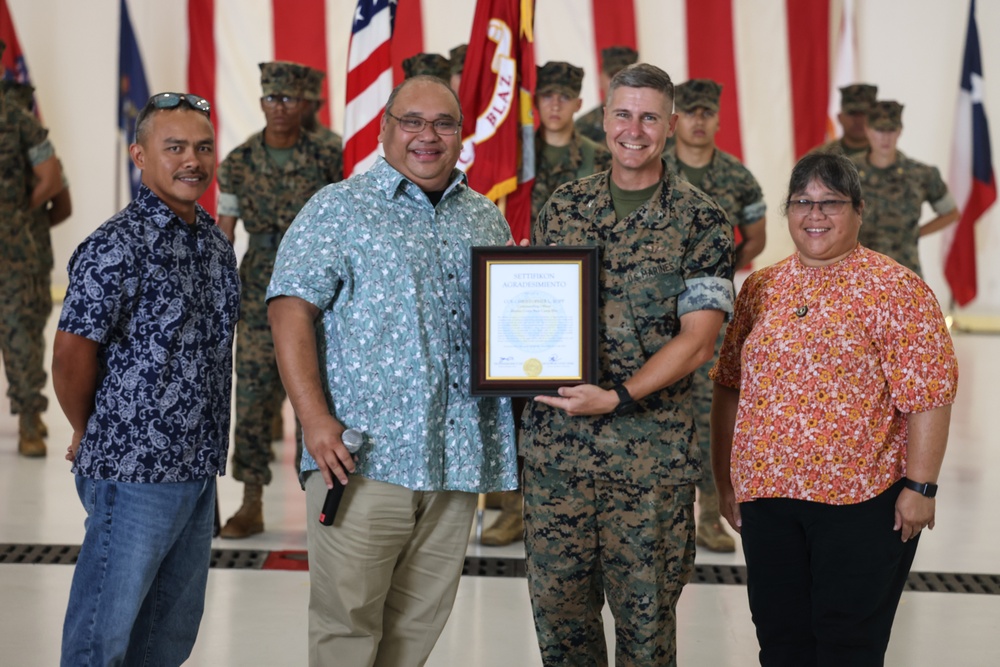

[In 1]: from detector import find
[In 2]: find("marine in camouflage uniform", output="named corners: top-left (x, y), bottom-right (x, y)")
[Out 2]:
top-left (217, 61), bottom-right (343, 537)
top-left (481, 61), bottom-right (612, 547)
top-left (524, 64), bottom-right (734, 667)
top-left (532, 63), bottom-right (612, 240)
top-left (851, 101), bottom-right (958, 276)
top-left (402, 52), bottom-right (451, 82)
top-left (302, 66), bottom-right (343, 155)
top-left (813, 83), bottom-right (878, 158)
top-left (449, 43), bottom-right (466, 93)
top-left (0, 41), bottom-right (63, 457)
top-left (665, 78), bottom-right (766, 553)
top-left (574, 45), bottom-right (638, 146)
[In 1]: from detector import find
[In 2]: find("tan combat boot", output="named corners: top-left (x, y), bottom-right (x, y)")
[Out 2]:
top-left (480, 491), bottom-right (524, 546)
top-left (219, 483), bottom-right (264, 538)
top-left (696, 488), bottom-right (736, 553)
top-left (32, 414), bottom-right (48, 438)
top-left (18, 412), bottom-right (46, 458)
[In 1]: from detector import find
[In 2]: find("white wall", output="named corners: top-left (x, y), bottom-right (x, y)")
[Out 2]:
top-left (8, 0), bottom-right (1000, 316)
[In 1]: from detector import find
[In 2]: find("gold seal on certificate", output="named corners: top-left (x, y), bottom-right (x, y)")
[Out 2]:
top-left (471, 246), bottom-right (599, 396)
top-left (523, 358), bottom-right (543, 377)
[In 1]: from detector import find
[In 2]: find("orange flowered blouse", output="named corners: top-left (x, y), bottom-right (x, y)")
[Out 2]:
top-left (711, 246), bottom-right (958, 505)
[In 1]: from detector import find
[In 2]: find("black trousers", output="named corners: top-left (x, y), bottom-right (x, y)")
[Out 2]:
top-left (740, 479), bottom-right (918, 667)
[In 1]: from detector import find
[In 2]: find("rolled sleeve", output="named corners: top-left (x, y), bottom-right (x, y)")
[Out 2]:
top-left (741, 199), bottom-right (766, 225)
top-left (27, 139), bottom-right (55, 167)
top-left (217, 192), bottom-right (240, 217)
top-left (678, 276), bottom-right (734, 318)
top-left (931, 192), bottom-right (957, 216)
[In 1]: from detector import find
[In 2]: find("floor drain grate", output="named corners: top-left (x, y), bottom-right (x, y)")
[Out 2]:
top-left (0, 543), bottom-right (80, 565)
top-left (694, 564), bottom-right (748, 585)
top-left (3, 543), bottom-right (998, 594)
top-left (210, 549), bottom-right (269, 570)
top-left (906, 571), bottom-right (1000, 595)
top-left (464, 556), bottom-right (527, 578)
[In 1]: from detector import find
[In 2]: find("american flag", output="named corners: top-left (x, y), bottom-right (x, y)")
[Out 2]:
top-left (946, 0), bottom-right (996, 307)
top-left (343, 0), bottom-right (398, 178)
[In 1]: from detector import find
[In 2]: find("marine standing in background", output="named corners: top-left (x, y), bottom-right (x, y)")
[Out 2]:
top-left (216, 61), bottom-right (343, 538)
top-left (449, 44), bottom-right (466, 94)
top-left (814, 83), bottom-right (878, 157)
top-left (402, 52), bottom-right (452, 82)
top-left (481, 60), bottom-right (612, 547)
top-left (851, 101), bottom-right (959, 276)
top-left (664, 78), bottom-right (766, 553)
top-left (302, 66), bottom-right (343, 153)
top-left (0, 39), bottom-right (64, 458)
top-left (3, 79), bottom-right (73, 452)
top-left (574, 45), bottom-right (639, 146)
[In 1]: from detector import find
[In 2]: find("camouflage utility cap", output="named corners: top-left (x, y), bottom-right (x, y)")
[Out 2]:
top-left (303, 66), bottom-right (326, 101)
top-left (537, 61), bottom-right (584, 97)
top-left (675, 79), bottom-right (722, 112)
top-left (1, 80), bottom-right (35, 110)
top-left (402, 53), bottom-right (451, 82)
top-left (867, 100), bottom-right (903, 131)
top-left (259, 61), bottom-right (311, 97)
top-left (840, 83), bottom-right (878, 113)
top-left (601, 45), bottom-right (638, 76)
top-left (450, 44), bottom-right (467, 76)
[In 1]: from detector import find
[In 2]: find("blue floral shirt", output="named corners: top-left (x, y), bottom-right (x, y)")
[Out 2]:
top-left (267, 158), bottom-right (518, 492)
top-left (59, 185), bottom-right (240, 483)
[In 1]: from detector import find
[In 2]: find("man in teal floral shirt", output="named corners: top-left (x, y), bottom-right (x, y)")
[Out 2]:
top-left (267, 75), bottom-right (517, 667)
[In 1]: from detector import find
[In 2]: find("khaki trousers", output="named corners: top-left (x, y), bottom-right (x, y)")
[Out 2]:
top-left (305, 473), bottom-right (477, 667)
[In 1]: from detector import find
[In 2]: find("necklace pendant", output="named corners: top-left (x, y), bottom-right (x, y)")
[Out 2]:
top-left (795, 305), bottom-right (808, 318)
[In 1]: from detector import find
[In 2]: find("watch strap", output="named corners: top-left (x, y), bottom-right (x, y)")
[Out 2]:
top-left (612, 384), bottom-right (636, 416)
top-left (902, 477), bottom-right (938, 498)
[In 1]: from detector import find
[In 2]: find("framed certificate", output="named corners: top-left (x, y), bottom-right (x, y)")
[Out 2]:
top-left (470, 246), bottom-right (599, 396)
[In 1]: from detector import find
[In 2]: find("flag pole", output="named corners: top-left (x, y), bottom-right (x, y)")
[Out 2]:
top-left (115, 132), bottom-right (122, 212)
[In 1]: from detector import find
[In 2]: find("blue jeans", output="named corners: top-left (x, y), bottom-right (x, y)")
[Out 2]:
top-left (61, 476), bottom-right (216, 667)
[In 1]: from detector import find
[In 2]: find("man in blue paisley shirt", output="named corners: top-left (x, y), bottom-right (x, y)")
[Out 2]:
top-left (267, 75), bottom-right (518, 666)
top-left (52, 93), bottom-right (240, 666)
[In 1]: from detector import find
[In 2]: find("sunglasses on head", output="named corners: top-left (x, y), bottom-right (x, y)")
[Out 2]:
top-left (147, 92), bottom-right (211, 116)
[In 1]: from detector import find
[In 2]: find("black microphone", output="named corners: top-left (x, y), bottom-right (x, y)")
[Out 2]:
top-left (318, 428), bottom-right (364, 526)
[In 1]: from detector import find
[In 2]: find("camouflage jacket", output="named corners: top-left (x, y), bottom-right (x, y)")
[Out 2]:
top-left (309, 124), bottom-right (344, 153)
top-left (522, 167), bottom-right (735, 486)
top-left (532, 130), bottom-right (611, 222)
top-left (663, 146), bottom-right (766, 228)
top-left (574, 104), bottom-right (605, 145)
top-left (851, 150), bottom-right (955, 276)
top-left (0, 94), bottom-right (53, 270)
top-left (813, 137), bottom-right (868, 158)
top-left (217, 129), bottom-right (342, 238)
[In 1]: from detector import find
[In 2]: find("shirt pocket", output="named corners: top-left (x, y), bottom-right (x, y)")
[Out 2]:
top-left (625, 272), bottom-right (686, 359)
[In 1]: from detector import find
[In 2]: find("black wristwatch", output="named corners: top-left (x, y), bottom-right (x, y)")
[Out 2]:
top-left (903, 478), bottom-right (938, 498)
top-left (611, 384), bottom-right (637, 417)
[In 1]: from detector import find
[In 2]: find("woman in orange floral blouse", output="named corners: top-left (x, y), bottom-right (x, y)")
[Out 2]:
top-left (710, 153), bottom-right (958, 666)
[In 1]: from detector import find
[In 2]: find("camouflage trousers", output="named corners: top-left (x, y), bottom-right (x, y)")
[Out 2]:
top-left (692, 324), bottom-right (727, 496)
top-left (231, 285), bottom-right (286, 486)
top-left (523, 465), bottom-right (696, 667)
top-left (0, 270), bottom-right (49, 415)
